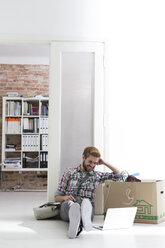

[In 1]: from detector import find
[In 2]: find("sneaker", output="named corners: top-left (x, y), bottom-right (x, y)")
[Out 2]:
top-left (81, 198), bottom-right (93, 231)
top-left (76, 224), bottom-right (83, 236)
top-left (68, 203), bottom-right (81, 239)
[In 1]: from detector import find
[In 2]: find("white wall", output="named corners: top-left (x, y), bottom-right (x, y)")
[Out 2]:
top-left (104, 1), bottom-right (165, 179)
top-left (1, 0), bottom-right (165, 179)
top-left (0, 45), bottom-right (49, 64)
top-left (0, 0), bottom-right (104, 40)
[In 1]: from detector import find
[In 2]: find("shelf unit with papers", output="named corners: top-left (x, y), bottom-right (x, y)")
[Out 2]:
top-left (1, 96), bottom-right (49, 172)
top-left (40, 99), bottom-right (48, 169)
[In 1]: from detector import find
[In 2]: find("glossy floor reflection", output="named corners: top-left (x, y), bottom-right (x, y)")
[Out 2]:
top-left (0, 192), bottom-right (165, 248)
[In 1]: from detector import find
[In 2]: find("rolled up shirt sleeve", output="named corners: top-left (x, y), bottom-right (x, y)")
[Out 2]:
top-left (54, 189), bottom-right (65, 197)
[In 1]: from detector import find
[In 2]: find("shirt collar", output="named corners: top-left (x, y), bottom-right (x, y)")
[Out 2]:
top-left (77, 164), bottom-right (94, 176)
top-left (77, 164), bottom-right (82, 172)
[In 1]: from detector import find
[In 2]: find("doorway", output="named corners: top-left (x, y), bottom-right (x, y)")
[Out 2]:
top-left (0, 39), bottom-right (105, 200)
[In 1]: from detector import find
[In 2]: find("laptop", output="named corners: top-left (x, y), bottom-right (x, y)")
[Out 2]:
top-left (94, 207), bottom-right (137, 230)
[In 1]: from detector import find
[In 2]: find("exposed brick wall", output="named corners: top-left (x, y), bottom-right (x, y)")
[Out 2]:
top-left (0, 171), bottom-right (47, 191)
top-left (0, 64), bottom-right (49, 191)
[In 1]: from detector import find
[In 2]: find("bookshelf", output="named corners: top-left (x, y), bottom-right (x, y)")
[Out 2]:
top-left (1, 96), bottom-right (49, 171)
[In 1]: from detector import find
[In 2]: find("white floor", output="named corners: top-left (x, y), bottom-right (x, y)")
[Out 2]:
top-left (0, 192), bottom-right (165, 248)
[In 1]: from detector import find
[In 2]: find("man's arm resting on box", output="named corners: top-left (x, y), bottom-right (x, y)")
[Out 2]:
top-left (97, 158), bottom-right (141, 182)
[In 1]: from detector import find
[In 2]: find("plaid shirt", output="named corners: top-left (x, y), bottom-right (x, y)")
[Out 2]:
top-left (56, 165), bottom-right (124, 202)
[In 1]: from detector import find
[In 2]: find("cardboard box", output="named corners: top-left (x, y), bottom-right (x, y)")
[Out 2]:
top-left (104, 180), bottom-right (165, 224)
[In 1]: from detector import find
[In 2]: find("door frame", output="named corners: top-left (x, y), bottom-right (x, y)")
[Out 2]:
top-left (48, 41), bottom-right (105, 201)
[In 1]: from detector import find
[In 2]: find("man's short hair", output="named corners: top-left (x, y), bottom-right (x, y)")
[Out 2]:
top-left (83, 146), bottom-right (101, 159)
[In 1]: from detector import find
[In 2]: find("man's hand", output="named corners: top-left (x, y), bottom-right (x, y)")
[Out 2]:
top-left (63, 195), bottom-right (76, 202)
top-left (97, 158), bottom-right (105, 165)
top-left (55, 194), bottom-right (76, 203)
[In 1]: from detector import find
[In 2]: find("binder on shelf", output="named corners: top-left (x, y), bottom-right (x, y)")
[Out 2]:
top-left (43, 118), bottom-right (45, 133)
top-left (22, 135), bottom-right (39, 151)
top-left (45, 135), bottom-right (47, 151)
top-left (45, 152), bottom-right (48, 167)
top-left (40, 152), bottom-right (48, 168)
top-left (23, 152), bottom-right (26, 168)
top-left (46, 118), bottom-right (48, 133)
top-left (43, 152), bottom-right (46, 168)
top-left (28, 135), bottom-right (31, 151)
top-left (36, 135), bottom-right (39, 151)
top-left (43, 135), bottom-right (46, 150)
top-left (41, 135), bottom-right (48, 151)
top-left (40, 117), bottom-right (48, 134)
